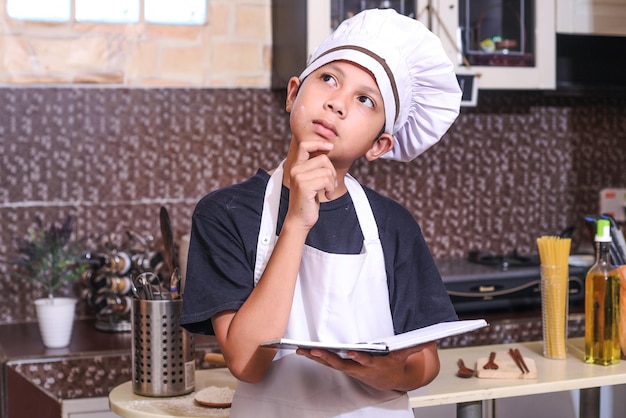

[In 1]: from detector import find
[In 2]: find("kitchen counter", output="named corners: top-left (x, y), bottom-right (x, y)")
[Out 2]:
top-left (110, 368), bottom-right (235, 418)
top-left (0, 319), bottom-right (219, 418)
top-left (109, 338), bottom-right (626, 418)
top-left (0, 307), bottom-right (586, 417)
top-left (0, 319), bottom-right (133, 361)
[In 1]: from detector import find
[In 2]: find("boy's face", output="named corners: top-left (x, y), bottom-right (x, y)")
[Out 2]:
top-left (286, 60), bottom-right (393, 169)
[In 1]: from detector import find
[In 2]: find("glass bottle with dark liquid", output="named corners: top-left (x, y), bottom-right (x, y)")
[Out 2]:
top-left (584, 219), bottom-right (621, 365)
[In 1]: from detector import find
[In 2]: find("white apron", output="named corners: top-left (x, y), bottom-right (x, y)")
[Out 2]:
top-left (231, 161), bottom-right (412, 418)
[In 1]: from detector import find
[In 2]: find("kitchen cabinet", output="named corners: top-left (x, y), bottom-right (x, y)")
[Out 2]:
top-left (556, 0), bottom-right (626, 36)
top-left (418, 0), bottom-right (556, 89)
top-left (272, 0), bottom-right (555, 90)
top-left (271, 0), bottom-right (418, 88)
top-left (5, 362), bottom-right (119, 418)
top-left (62, 398), bottom-right (117, 418)
top-left (0, 320), bottom-right (220, 418)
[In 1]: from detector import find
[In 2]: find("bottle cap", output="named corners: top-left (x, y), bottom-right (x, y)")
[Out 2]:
top-left (595, 219), bottom-right (612, 242)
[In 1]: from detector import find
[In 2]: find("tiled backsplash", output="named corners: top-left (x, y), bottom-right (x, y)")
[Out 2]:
top-left (1, 88), bottom-right (625, 324)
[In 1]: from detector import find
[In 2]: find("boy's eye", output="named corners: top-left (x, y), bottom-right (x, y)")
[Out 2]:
top-left (357, 95), bottom-right (375, 109)
top-left (321, 73), bottom-right (337, 86)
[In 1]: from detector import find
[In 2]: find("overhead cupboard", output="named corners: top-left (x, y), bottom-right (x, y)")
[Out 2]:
top-left (417, 0), bottom-right (555, 89)
top-left (271, 0), bottom-right (556, 90)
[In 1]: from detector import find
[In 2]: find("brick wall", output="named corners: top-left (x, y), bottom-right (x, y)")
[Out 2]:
top-left (0, 0), bottom-right (271, 86)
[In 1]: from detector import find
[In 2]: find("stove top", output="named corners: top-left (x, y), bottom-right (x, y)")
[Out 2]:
top-left (435, 256), bottom-right (588, 313)
top-left (467, 250), bottom-right (540, 269)
top-left (437, 254), bottom-right (542, 284)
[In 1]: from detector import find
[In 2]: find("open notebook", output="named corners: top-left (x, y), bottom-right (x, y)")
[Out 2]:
top-left (261, 319), bottom-right (488, 358)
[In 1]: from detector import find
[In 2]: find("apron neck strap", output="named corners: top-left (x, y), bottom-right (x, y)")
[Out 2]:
top-left (253, 160), bottom-right (380, 284)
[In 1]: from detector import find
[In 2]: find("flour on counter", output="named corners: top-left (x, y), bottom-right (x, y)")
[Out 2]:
top-left (123, 397), bottom-right (231, 417)
top-left (195, 385), bottom-right (235, 405)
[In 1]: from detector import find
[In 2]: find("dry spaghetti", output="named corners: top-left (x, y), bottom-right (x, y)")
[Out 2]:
top-left (537, 236), bottom-right (571, 359)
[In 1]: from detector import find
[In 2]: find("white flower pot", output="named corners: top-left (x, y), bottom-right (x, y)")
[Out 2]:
top-left (34, 297), bottom-right (77, 348)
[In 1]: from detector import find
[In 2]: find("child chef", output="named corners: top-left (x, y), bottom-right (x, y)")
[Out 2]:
top-left (181, 8), bottom-right (462, 417)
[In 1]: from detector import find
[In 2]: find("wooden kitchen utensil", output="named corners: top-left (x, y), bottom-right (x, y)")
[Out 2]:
top-left (509, 348), bottom-right (530, 373)
top-left (483, 351), bottom-right (499, 369)
top-left (204, 352), bottom-right (227, 367)
top-left (476, 350), bottom-right (537, 379)
top-left (456, 359), bottom-right (475, 378)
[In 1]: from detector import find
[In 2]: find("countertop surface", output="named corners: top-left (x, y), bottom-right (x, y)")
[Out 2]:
top-left (0, 319), bottom-right (217, 363)
top-left (0, 318), bottom-right (219, 409)
top-left (0, 319), bottom-right (132, 362)
top-left (110, 368), bottom-right (235, 418)
top-left (0, 308), bottom-right (584, 406)
top-left (409, 337), bottom-right (626, 406)
top-left (109, 338), bottom-right (626, 418)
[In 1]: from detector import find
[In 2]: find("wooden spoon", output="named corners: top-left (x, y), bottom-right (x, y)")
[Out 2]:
top-left (484, 351), bottom-right (499, 369)
top-left (456, 359), bottom-right (475, 378)
top-left (204, 352), bottom-right (227, 367)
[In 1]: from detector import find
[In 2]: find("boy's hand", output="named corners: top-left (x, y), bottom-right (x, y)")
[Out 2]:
top-left (286, 139), bottom-right (336, 230)
top-left (296, 342), bottom-right (438, 392)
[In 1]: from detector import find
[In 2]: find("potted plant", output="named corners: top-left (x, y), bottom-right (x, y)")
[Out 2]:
top-left (13, 215), bottom-right (88, 348)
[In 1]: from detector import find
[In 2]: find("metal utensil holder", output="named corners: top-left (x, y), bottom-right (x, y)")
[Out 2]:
top-left (131, 298), bottom-right (195, 397)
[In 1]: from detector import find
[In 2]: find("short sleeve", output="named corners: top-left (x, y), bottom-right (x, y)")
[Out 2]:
top-left (180, 173), bottom-right (267, 335)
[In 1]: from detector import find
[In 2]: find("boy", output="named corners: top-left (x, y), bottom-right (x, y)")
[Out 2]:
top-left (181, 8), bottom-right (461, 417)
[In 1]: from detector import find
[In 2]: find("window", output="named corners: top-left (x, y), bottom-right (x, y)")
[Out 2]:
top-left (6, 0), bottom-right (207, 25)
top-left (75, 0), bottom-right (140, 23)
top-left (7, 0), bottom-right (70, 22)
top-left (145, 0), bottom-right (206, 25)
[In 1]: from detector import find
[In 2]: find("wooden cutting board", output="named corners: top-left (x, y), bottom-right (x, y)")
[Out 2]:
top-left (475, 351), bottom-right (538, 379)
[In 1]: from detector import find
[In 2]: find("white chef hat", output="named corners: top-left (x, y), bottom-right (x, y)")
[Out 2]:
top-left (299, 9), bottom-right (462, 162)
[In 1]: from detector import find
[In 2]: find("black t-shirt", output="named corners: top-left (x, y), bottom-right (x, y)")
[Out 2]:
top-left (180, 169), bottom-right (457, 335)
